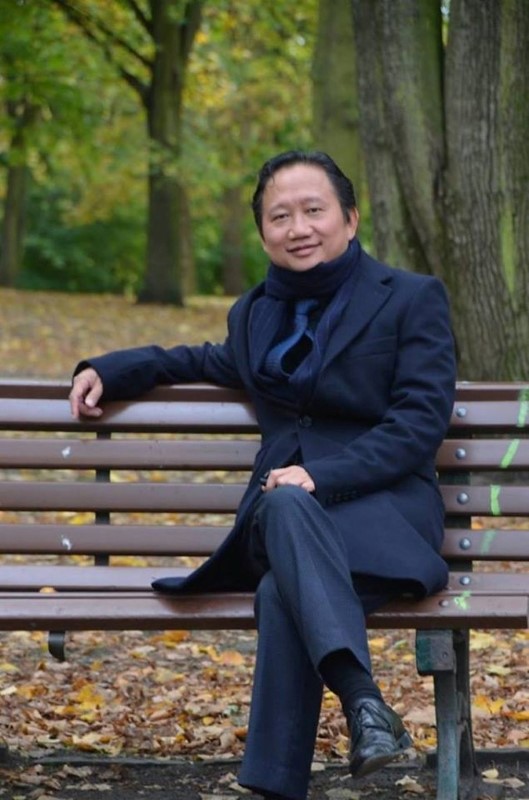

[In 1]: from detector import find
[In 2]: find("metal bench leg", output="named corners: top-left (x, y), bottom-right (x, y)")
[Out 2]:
top-left (417, 629), bottom-right (460, 800)
top-left (417, 630), bottom-right (502, 800)
top-left (451, 631), bottom-right (503, 800)
top-left (432, 666), bottom-right (460, 800)
top-left (48, 631), bottom-right (67, 662)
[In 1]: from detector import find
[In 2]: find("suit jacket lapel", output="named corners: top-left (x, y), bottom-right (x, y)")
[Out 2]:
top-left (319, 256), bottom-right (393, 371)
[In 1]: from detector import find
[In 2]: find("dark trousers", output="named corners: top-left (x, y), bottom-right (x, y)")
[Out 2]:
top-left (238, 485), bottom-right (399, 800)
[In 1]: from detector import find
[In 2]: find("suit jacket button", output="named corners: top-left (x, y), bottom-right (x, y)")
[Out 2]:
top-left (299, 415), bottom-right (312, 427)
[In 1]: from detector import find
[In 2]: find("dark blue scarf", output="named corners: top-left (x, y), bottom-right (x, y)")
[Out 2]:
top-left (248, 238), bottom-right (361, 408)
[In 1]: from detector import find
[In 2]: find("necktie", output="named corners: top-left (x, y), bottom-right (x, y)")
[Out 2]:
top-left (264, 298), bottom-right (318, 377)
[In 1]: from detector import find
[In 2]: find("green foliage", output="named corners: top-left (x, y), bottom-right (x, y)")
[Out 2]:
top-left (1, 0), bottom-right (318, 296)
top-left (183, 0), bottom-right (318, 289)
top-left (21, 184), bottom-right (145, 294)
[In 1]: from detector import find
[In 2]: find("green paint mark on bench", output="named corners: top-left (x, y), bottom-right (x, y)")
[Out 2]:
top-left (500, 439), bottom-right (520, 468)
top-left (454, 590), bottom-right (472, 610)
top-left (490, 485), bottom-right (502, 516)
top-left (481, 529), bottom-right (497, 555)
top-left (517, 388), bottom-right (529, 428)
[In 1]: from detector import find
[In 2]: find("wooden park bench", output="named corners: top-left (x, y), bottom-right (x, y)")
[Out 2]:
top-left (0, 378), bottom-right (528, 800)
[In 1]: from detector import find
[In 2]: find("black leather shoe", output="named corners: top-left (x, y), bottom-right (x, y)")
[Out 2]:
top-left (348, 697), bottom-right (412, 778)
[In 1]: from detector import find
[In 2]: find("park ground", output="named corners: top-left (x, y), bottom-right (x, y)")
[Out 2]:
top-left (0, 289), bottom-right (528, 799)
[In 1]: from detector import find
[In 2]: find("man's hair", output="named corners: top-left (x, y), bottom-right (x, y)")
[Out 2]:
top-left (251, 150), bottom-right (357, 235)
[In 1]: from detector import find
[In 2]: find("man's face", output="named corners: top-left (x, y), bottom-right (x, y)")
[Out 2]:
top-left (260, 163), bottom-right (358, 271)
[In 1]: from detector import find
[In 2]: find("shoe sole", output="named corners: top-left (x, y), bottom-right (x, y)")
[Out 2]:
top-left (350, 731), bottom-right (413, 778)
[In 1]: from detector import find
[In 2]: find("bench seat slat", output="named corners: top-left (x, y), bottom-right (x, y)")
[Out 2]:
top-left (0, 592), bottom-right (525, 631)
top-left (0, 566), bottom-right (526, 593)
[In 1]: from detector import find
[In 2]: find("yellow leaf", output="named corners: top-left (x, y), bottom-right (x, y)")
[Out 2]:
top-left (72, 683), bottom-right (105, 709)
top-left (470, 632), bottom-right (497, 650)
top-left (368, 637), bottom-right (387, 651)
top-left (68, 512), bottom-right (93, 525)
top-left (0, 662), bottom-right (19, 673)
top-left (506, 710), bottom-right (529, 721)
top-left (217, 650), bottom-right (244, 666)
top-left (160, 630), bottom-right (190, 645)
top-left (473, 696), bottom-right (505, 714)
top-left (486, 665), bottom-right (511, 676)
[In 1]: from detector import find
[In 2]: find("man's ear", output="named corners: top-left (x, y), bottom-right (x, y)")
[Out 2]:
top-left (347, 208), bottom-right (360, 238)
top-left (260, 235), bottom-right (270, 257)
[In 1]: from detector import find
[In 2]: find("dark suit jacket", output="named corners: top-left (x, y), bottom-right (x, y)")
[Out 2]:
top-left (84, 247), bottom-right (456, 597)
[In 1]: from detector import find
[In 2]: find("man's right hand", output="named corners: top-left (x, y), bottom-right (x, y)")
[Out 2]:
top-left (69, 367), bottom-right (104, 419)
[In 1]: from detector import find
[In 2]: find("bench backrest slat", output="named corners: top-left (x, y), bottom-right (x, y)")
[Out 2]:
top-left (0, 524), bottom-right (229, 555)
top-left (0, 523), bottom-right (527, 560)
top-left (2, 481), bottom-right (528, 517)
top-left (0, 380), bottom-right (528, 574)
top-left (0, 481), bottom-right (246, 512)
top-left (2, 437), bottom-right (529, 471)
top-left (0, 438), bottom-right (258, 470)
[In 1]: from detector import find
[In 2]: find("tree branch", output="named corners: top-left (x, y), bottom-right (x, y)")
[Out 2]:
top-left (122, 0), bottom-right (153, 37)
top-left (52, 0), bottom-right (152, 72)
top-left (180, 1), bottom-right (204, 62)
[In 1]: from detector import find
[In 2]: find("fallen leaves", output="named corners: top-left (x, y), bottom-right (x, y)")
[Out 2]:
top-left (0, 290), bottom-right (528, 770)
top-left (0, 289), bottom-right (231, 380)
top-left (0, 624), bottom-right (527, 765)
top-left (395, 774), bottom-right (426, 794)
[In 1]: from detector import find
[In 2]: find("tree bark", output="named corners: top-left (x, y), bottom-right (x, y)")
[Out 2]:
top-left (219, 185), bottom-right (245, 296)
top-left (0, 99), bottom-right (34, 287)
top-left (312, 0), bottom-right (364, 191)
top-left (351, 0), bottom-right (529, 379)
top-left (444, 0), bottom-right (529, 379)
top-left (351, 0), bottom-right (430, 270)
top-left (138, 0), bottom-right (203, 305)
top-left (51, 0), bottom-right (203, 305)
top-left (0, 163), bottom-right (28, 286)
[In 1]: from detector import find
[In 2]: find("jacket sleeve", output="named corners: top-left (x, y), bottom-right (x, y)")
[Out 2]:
top-left (74, 301), bottom-right (244, 401)
top-left (303, 277), bottom-right (457, 504)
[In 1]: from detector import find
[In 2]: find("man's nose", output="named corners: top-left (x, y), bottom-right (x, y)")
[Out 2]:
top-left (289, 213), bottom-right (311, 237)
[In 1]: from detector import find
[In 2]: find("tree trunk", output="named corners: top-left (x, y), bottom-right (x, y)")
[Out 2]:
top-left (219, 185), bottom-right (245, 296)
top-left (351, 0), bottom-right (529, 380)
top-left (138, 0), bottom-right (202, 305)
top-left (0, 98), bottom-right (34, 287)
top-left (312, 0), bottom-right (365, 198)
top-left (0, 162), bottom-right (28, 286)
top-left (443, 0), bottom-right (529, 379)
top-left (351, 0), bottom-right (432, 270)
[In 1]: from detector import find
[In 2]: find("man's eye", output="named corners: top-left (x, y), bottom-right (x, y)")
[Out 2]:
top-left (272, 213), bottom-right (288, 222)
top-left (307, 207), bottom-right (322, 214)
